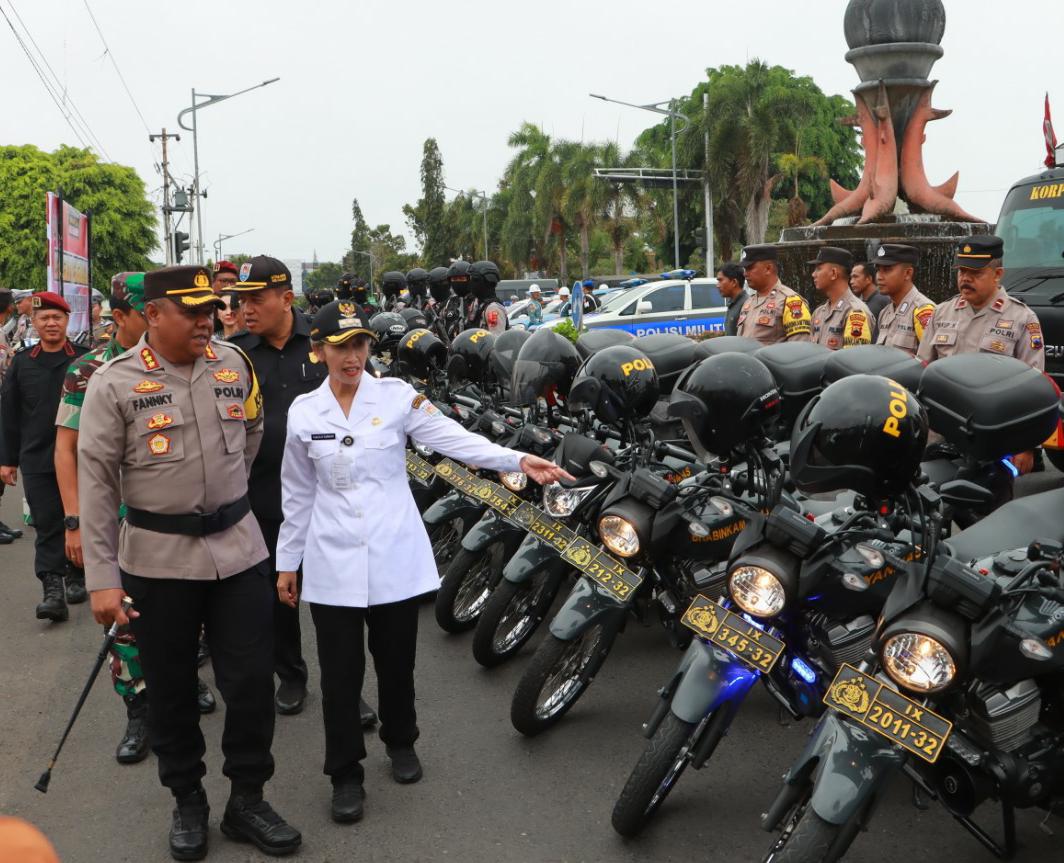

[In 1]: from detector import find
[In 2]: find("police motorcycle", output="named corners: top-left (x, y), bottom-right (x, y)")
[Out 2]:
top-left (433, 328), bottom-right (566, 633)
top-left (470, 329), bottom-right (624, 667)
top-left (610, 371), bottom-right (930, 836)
top-left (508, 345), bottom-right (756, 738)
top-left (759, 358), bottom-right (1062, 863)
top-left (472, 330), bottom-right (705, 669)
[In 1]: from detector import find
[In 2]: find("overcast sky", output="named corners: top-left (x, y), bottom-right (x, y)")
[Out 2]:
top-left (1, 0), bottom-right (1059, 266)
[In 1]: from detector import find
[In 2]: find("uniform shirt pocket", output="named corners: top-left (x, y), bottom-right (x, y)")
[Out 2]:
top-left (215, 401), bottom-right (247, 454)
top-left (360, 431), bottom-right (403, 480)
top-left (933, 331), bottom-right (957, 348)
top-left (134, 406), bottom-right (186, 465)
top-left (978, 333), bottom-right (1015, 356)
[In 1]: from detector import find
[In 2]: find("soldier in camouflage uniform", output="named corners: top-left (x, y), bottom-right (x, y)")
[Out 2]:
top-left (735, 244), bottom-right (812, 345)
top-left (808, 246), bottom-right (872, 350)
top-left (53, 272), bottom-right (216, 765)
top-left (872, 244), bottom-right (936, 357)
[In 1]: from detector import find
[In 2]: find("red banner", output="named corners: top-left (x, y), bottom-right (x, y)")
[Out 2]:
top-left (46, 192), bottom-right (91, 335)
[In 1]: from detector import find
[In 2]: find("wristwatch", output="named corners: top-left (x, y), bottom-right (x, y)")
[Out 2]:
top-left (63, 515), bottom-right (80, 531)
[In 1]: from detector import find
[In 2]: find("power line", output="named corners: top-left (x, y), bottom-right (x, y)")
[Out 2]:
top-left (0, 0), bottom-right (111, 159)
top-left (80, 0), bottom-right (151, 134)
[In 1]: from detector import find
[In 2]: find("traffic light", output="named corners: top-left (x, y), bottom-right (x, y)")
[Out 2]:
top-left (174, 231), bottom-right (190, 263)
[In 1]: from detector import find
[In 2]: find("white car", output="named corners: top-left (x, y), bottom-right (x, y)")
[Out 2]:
top-left (538, 278), bottom-right (727, 337)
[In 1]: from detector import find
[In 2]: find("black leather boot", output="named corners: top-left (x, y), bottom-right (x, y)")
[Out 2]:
top-left (65, 570), bottom-right (87, 604)
top-left (116, 692), bottom-right (150, 764)
top-left (221, 793), bottom-right (301, 856)
top-left (35, 573), bottom-right (68, 622)
top-left (169, 786), bottom-right (209, 861)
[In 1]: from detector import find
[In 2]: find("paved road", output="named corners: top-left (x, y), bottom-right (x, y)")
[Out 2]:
top-left (1, 473), bottom-right (1062, 863)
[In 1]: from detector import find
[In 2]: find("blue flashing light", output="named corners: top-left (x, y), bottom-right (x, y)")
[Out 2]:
top-left (1000, 457), bottom-right (1020, 478)
top-left (790, 657), bottom-right (818, 685)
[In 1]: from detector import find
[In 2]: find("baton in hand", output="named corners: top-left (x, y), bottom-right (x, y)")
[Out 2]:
top-left (35, 596), bottom-right (134, 793)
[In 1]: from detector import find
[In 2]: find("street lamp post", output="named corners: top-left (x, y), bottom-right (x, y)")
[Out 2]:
top-left (590, 93), bottom-right (688, 270)
top-left (214, 228), bottom-right (254, 262)
top-left (177, 78), bottom-right (280, 264)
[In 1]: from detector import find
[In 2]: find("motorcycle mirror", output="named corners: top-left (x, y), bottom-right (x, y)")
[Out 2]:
top-left (938, 479), bottom-right (996, 507)
top-left (1027, 538), bottom-right (1064, 562)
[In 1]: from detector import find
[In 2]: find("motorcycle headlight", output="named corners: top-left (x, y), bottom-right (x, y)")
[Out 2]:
top-left (881, 633), bottom-right (956, 693)
top-left (414, 443), bottom-right (435, 458)
top-left (500, 471), bottom-right (527, 492)
top-left (728, 566), bottom-right (786, 617)
top-left (543, 482), bottom-right (593, 517)
top-left (598, 515), bottom-right (640, 558)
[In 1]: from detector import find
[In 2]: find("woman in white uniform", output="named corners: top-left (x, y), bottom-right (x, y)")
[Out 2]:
top-left (276, 301), bottom-right (568, 824)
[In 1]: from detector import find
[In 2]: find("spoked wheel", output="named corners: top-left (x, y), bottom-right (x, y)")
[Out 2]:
top-left (611, 713), bottom-right (696, 837)
top-left (471, 568), bottom-right (566, 668)
top-left (427, 516), bottom-right (466, 571)
top-left (510, 624), bottom-right (618, 737)
top-left (435, 540), bottom-right (510, 634)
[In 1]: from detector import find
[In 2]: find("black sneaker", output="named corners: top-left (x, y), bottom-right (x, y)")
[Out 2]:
top-left (197, 679), bottom-right (216, 714)
top-left (0, 519), bottom-right (23, 539)
top-left (169, 788), bottom-right (209, 861)
top-left (330, 778), bottom-right (365, 823)
top-left (387, 746), bottom-right (423, 784)
top-left (220, 796), bottom-right (301, 856)
top-left (275, 679), bottom-right (306, 716)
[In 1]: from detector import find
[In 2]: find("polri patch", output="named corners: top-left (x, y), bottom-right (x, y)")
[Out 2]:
top-left (147, 433), bottom-right (171, 456)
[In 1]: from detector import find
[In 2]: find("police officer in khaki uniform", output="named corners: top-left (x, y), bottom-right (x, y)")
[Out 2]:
top-left (78, 265), bottom-right (301, 860)
top-left (736, 244), bottom-right (812, 345)
top-left (873, 244), bottom-right (936, 357)
top-left (917, 236), bottom-right (1044, 371)
top-left (808, 246), bottom-right (872, 350)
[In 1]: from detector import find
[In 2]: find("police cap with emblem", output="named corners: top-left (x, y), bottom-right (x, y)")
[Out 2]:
top-left (230, 255), bottom-right (292, 291)
top-left (954, 235), bottom-right (1004, 269)
top-left (31, 291), bottom-right (71, 313)
top-left (874, 244), bottom-right (920, 266)
top-left (739, 244), bottom-right (779, 267)
top-left (806, 246), bottom-right (854, 268)
top-left (144, 265), bottom-right (226, 309)
top-left (310, 299), bottom-right (377, 345)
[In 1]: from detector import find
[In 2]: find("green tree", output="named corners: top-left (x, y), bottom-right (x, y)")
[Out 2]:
top-left (403, 139), bottom-right (452, 266)
top-left (342, 197), bottom-right (372, 275)
top-left (0, 144), bottom-right (157, 295)
top-left (562, 143), bottom-right (610, 278)
top-left (303, 261), bottom-right (343, 295)
top-left (500, 123), bottom-right (552, 275)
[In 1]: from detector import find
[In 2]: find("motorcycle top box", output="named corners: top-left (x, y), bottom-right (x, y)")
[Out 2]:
top-left (754, 341), bottom-right (832, 431)
top-left (821, 344), bottom-right (924, 393)
top-left (918, 353), bottom-right (1059, 460)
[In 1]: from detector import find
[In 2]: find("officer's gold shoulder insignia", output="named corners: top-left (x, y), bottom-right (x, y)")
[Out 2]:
top-left (204, 343), bottom-right (218, 361)
top-left (140, 347), bottom-right (159, 370)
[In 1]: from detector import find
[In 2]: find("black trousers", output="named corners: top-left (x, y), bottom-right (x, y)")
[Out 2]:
top-left (22, 471), bottom-right (66, 578)
top-left (122, 563), bottom-right (275, 797)
top-left (310, 597), bottom-right (420, 784)
top-left (258, 517), bottom-right (308, 687)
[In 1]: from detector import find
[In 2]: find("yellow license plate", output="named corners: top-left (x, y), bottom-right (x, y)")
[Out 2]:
top-left (824, 664), bottom-right (952, 764)
top-left (562, 537), bottom-right (642, 601)
top-left (680, 596), bottom-right (784, 672)
top-left (405, 451), bottom-right (436, 487)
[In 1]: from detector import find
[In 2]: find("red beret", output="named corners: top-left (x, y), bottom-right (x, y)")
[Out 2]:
top-left (215, 261), bottom-right (238, 276)
top-left (31, 291), bottom-right (71, 313)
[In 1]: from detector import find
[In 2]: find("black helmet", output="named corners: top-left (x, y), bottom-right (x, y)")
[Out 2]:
top-left (568, 345), bottom-right (659, 425)
top-left (310, 287), bottom-right (335, 307)
top-left (336, 272), bottom-right (355, 300)
top-left (399, 307), bottom-right (429, 330)
top-left (447, 328), bottom-right (496, 386)
top-left (398, 328), bottom-right (448, 379)
top-left (406, 268), bottom-right (429, 297)
top-left (469, 260), bottom-right (501, 300)
top-left (491, 329), bottom-right (532, 393)
top-left (669, 354), bottom-right (780, 459)
top-left (448, 260), bottom-right (472, 297)
top-left (428, 266), bottom-right (451, 303)
top-left (369, 311), bottom-right (409, 344)
top-left (381, 271), bottom-right (406, 298)
top-left (790, 374), bottom-right (928, 500)
top-left (574, 328), bottom-right (634, 360)
top-left (511, 328), bottom-right (582, 406)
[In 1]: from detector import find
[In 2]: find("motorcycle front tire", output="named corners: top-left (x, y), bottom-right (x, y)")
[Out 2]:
top-left (471, 569), bottom-right (564, 668)
top-left (764, 805), bottom-right (842, 863)
top-left (435, 542), bottom-right (508, 634)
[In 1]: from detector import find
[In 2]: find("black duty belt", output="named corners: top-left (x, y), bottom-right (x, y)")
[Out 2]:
top-left (125, 495), bottom-right (251, 537)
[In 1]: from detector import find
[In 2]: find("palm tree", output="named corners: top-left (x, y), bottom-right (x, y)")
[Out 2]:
top-left (501, 123), bottom-right (551, 274)
top-left (561, 142), bottom-right (610, 278)
top-left (533, 139), bottom-right (578, 284)
top-left (599, 142), bottom-right (637, 273)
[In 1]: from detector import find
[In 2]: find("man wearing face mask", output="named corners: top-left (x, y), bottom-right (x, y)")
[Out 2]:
top-left (467, 261), bottom-right (508, 335)
top-left (425, 266), bottom-right (454, 343)
top-left (405, 268), bottom-right (430, 311)
top-left (380, 272), bottom-right (406, 313)
top-left (445, 261), bottom-right (474, 341)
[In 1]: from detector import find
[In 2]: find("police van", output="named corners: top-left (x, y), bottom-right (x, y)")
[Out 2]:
top-left (538, 275), bottom-right (727, 337)
top-left (997, 159), bottom-right (1064, 466)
